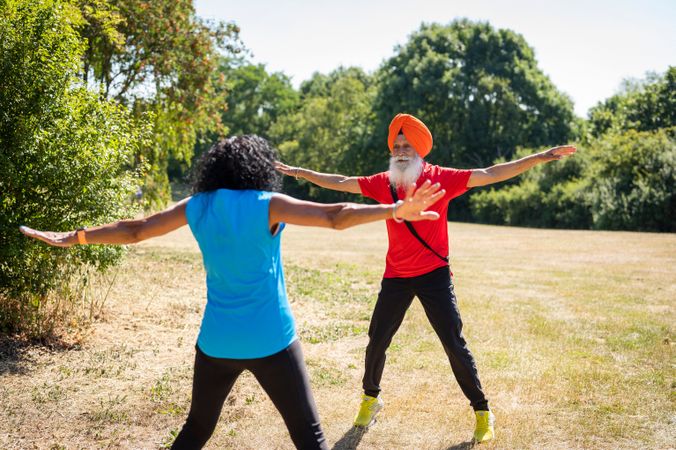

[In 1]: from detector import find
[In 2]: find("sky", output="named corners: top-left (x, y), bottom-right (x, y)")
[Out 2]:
top-left (195, 0), bottom-right (675, 117)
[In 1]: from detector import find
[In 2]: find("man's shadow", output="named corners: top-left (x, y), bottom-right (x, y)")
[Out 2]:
top-left (440, 441), bottom-right (475, 450)
top-left (331, 426), bottom-right (368, 450)
top-left (331, 425), bottom-right (475, 450)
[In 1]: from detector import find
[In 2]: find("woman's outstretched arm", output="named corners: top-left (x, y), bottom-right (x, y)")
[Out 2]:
top-left (20, 198), bottom-right (190, 247)
top-left (269, 180), bottom-right (445, 230)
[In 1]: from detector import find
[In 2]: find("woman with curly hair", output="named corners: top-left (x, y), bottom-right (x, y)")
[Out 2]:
top-left (20, 135), bottom-right (445, 450)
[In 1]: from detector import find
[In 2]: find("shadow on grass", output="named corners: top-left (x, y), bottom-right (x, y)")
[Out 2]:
top-left (440, 440), bottom-right (475, 450)
top-left (332, 426), bottom-right (368, 450)
top-left (0, 335), bottom-right (35, 375)
top-left (0, 334), bottom-right (78, 376)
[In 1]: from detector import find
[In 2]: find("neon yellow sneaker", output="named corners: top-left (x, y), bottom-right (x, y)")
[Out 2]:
top-left (473, 410), bottom-right (495, 443)
top-left (353, 394), bottom-right (384, 427)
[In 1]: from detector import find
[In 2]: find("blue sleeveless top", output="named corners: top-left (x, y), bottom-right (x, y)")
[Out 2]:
top-left (185, 189), bottom-right (296, 359)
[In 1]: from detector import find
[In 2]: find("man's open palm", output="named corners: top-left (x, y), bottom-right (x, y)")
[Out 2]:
top-left (542, 145), bottom-right (577, 161)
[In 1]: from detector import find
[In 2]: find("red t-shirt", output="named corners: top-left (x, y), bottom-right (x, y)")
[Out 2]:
top-left (358, 162), bottom-right (472, 278)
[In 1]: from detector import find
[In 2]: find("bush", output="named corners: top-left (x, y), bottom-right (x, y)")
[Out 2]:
top-left (470, 149), bottom-right (592, 229)
top-left (0, 0), bottom-right (149, 338)
top-left (586, 128), bottom-right (675, 231)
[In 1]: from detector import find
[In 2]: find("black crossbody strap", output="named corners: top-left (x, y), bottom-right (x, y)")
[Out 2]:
top-left (389, 183), bottom-right (449, 264)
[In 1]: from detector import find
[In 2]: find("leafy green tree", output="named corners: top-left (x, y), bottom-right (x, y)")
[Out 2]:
top-left (0, 0), bottom-right (149, 336)
top-left (470, 148), bottom-right (591, 228)
top-left (172, 58), bottom-right (302, 181)
top-left (219, 59), bottom-right (299, 139)
top-left (373, 19), bottom-right (576, 170)
top-left (299, 67), bottom-right (373, 99)
top-left (588, 67), bottom-right (676, 137)
top-left (76, 0), bottom-right (244, 207)
top-left (470, 129), bottom-right (675, 231)
top-left (271, 67), bottom-right (377, 201)
top-left (471, 69), bottom-right (676, 231)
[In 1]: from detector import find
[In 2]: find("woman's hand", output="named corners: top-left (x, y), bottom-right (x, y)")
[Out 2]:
top-left (394, 180), bottom-right (446, 221)
top-left (19, 226), bottom-right (77, 247)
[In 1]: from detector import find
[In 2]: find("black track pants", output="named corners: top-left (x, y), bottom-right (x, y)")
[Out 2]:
top-left (172, 340), bottom-right (328, 450)
top-left (362, 266), bottom-right (489, 411)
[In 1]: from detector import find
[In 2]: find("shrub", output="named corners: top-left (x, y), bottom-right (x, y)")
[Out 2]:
top-left (469, 128), bottom-right (674, 231)
top-left (0, 0), bottom-right (149, 337)
top-left (586, 128), bottom-right (675, 231)
top-left (470, 149), bottom-right (591, 229)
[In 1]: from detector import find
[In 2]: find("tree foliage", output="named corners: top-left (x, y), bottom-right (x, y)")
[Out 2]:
top-left (585, 128), bottom-right (675, 231)
top-left (471, 70), bottom-right (675, 232)
top-left (470, 149), bottom-right (592, 228)
top-left (588, 67), bottom-right (675, 138)
top-left (270, 67), bottom-right (378, 201)
top-left (373, 20), bottom-right (576, 170)
top-left (170, 57), bottom-right (300, 182)
top-left (218, 59), bottom-right (300, 139)
top-left (76, 0), bottom-right (244, 207)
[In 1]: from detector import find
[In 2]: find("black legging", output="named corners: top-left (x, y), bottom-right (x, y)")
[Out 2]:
top-left (362, 266), bottom-right (489, 411)
top-left (172, 340), bottom-right (328, 450)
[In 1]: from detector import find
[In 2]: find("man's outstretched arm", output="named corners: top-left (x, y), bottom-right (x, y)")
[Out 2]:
top-left (467, 145), bottom-right (577, 188)
top-left (275, 162), bottom-right (362, 194)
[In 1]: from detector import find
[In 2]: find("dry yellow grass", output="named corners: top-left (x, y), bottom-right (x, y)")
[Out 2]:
top-left (1, 221), bottom-right (674, 449)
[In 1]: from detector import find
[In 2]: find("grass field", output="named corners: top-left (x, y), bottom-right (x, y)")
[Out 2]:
top-left (1, 221), bottom-right (674, 449)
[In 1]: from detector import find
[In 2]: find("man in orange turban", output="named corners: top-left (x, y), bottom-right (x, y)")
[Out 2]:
top-left (276, 113), bottom-right (575, 444)
top-left (387, 113), bottom-right (434, 158)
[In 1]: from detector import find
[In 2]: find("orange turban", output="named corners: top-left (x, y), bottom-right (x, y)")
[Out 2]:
top-left (387, 113), bottom-right (433, 158)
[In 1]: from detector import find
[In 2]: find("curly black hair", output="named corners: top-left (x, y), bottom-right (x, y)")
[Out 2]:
top-left (191, 135), bottom-right (281, 193)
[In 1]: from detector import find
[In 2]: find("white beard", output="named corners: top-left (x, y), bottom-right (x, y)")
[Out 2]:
top-left (389, 154), bottom-right (423, 188)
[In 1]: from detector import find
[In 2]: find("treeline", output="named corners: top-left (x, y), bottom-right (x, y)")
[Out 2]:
top-left (1, 0), bottom-right (673, 336)
top-left (195, 21), bottom-right (579, 214)
top-left (183, 22), bottom-right (673, 231)
top-left (471, 70), bottom-right (675, 231)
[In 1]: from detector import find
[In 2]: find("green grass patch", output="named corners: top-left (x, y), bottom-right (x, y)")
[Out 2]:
top-left (285, 263), bottom-right (379, 305)
top-left (305, 358), bottom-right (347, 387)
top-left (299, 322), bottom-right (367, 344)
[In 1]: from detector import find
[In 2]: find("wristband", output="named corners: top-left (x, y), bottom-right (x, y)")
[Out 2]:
top-left (392, 200), bottom-right (404, 223)
top-left (76, 227), bottom-right (87, 245)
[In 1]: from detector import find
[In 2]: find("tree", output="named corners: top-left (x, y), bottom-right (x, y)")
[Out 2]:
top-left (588, 67), bottom-right (676, 137)
top-left (373, 20), bottom-right (576, 170)
top-left (219, 59), bottom-right (300, 139)
top-left (585, 128), bottom-right (675, 231)
top-left (470, 148), bottom-right (592, 228)
top-left (470, 68), bottom-right (676, 231)
top-left (469, 129), bottom-right (675, 232)
top-left (271, 67), bottom-right (378, 201)
top-left (0, 0), bottom-right (150, 336)
top-left (76, 0), bottom-right (244, 207)
top-left (169, 58), bottom-right (300, 182)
